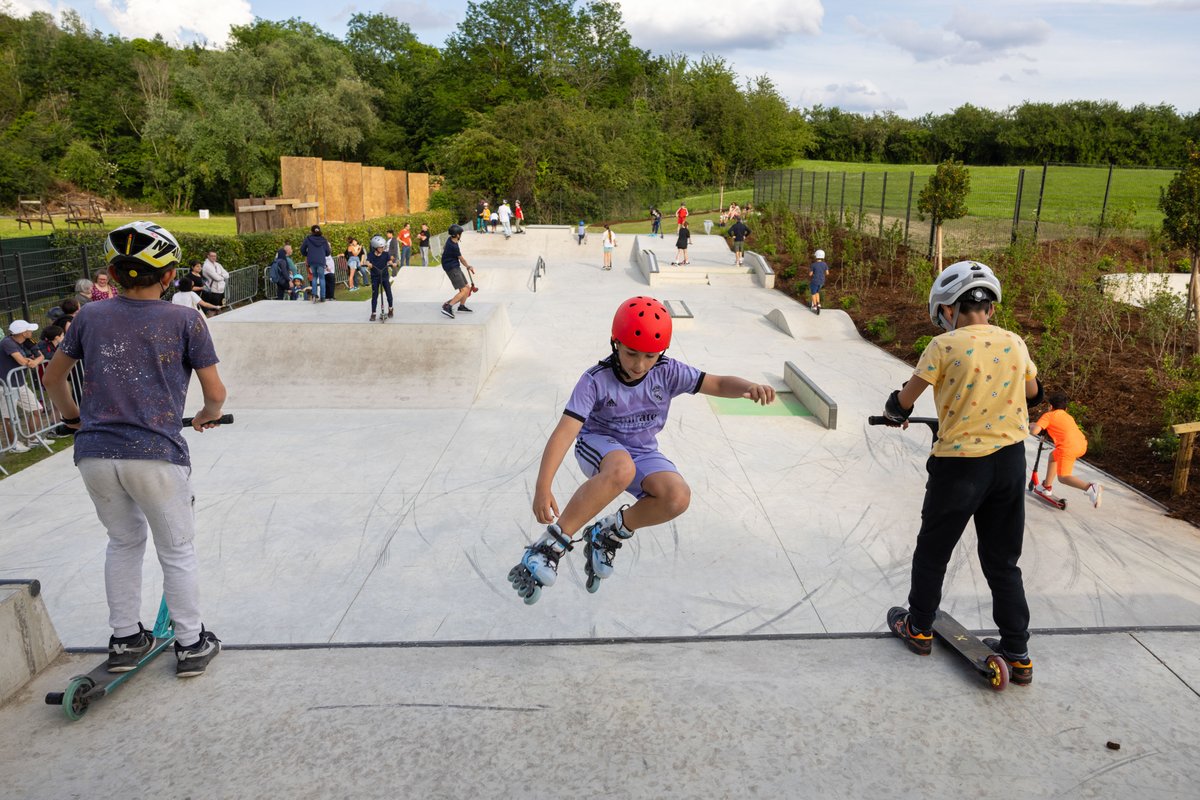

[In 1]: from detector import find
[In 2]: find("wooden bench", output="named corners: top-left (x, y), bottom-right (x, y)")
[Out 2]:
top-left (15, 196), bottom-right (54, 230)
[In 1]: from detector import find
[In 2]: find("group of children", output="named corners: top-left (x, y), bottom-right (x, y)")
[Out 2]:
top-left (42, 216), bottom-right (1104, 695)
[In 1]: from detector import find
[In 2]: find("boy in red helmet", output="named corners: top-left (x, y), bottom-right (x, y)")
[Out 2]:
top-left (507, 296), bottom-right (776, 603)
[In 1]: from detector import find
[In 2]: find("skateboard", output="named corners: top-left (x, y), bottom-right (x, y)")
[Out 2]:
top-left (933, 611), bottom-right (1010, 691)
top-left (1028, 436), bottom-right (1067, 510)
top-left (45, 598), bottom-right (174, 721)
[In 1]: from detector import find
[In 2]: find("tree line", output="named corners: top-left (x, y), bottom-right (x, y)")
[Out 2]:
top-left (0, 3), bottom-right (1196, 224)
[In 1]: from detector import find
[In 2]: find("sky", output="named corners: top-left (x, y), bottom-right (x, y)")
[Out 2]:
top-left (5, 0), bottom-right (1199, 117)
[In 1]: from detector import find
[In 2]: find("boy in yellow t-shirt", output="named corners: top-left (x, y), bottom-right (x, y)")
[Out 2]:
top-left (880, 260), bottom-right (1043, 685)
top-left (1030, 392), bottom-right (1101, 508)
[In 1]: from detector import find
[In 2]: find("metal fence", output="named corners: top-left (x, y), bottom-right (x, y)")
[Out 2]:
top-left (753, 163), bottom-right (1179, 253)
top-left (0, 245), bottom-right (95, 327)
top-left (1, 361), bottom-right (85, 467)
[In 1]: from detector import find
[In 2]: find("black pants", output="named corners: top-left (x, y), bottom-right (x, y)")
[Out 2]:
top-left (908, 443), bottom-right (1030, 654)
top-left (275, 283), bottom-right (288, 300)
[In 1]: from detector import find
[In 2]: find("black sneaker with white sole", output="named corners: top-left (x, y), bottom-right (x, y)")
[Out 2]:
top-left (107, 623), bottom-right (155, 673)
top-left (457, 304), bottom-right (474, 313)
top-left (441, 304), bottom-right (455, 319)
top-left (175, 627), bottom-right (221, 678)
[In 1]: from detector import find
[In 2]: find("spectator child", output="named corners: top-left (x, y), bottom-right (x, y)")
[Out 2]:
top-left (366, 235), bottom-right (394, 321)
top-left (1030, 393), bottom-right (1102, 508)
top-left (289, 274), bottom-right (309, 301)
top-left (490, 209), bottom-right (499, 233)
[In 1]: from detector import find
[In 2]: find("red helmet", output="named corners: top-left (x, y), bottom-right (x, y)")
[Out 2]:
top-left (611, 297), bottom-right (671, 352)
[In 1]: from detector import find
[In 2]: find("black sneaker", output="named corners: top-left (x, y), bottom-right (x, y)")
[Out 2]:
top-left (175, 627), bottom-right (221, 678)
top-left (887, 606), bottom-right (933, 656)
top-left (369, 313), bottom-right (376, 321)
top-left (457, 304), bottom-right (474, 313)
top-left (107, 623), bottom-right (155, 673)
top-left (387, 307), bottom-right (394, 318)
top-left (441, 304), bottom-right (455, 319)
top-left (982, 638), bottom-right (1033, 686)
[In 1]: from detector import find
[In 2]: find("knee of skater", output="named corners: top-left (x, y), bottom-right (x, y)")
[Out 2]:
top-left (664, 486), bottom-right (691, 517)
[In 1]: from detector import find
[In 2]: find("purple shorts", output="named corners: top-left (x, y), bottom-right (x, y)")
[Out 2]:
top-left (574, 433), bottom-right (678, 500)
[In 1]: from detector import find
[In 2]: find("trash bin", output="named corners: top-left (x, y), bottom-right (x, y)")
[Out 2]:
top-left (703, 219), bottom-right (713, 234)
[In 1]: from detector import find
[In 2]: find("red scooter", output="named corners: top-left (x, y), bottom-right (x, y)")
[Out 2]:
top-left (1028, 435), bottom-right (1067, 510)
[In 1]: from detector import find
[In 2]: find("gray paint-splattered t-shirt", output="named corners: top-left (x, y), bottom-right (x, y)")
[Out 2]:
top-left (60, 295), bottom-right (219, 467)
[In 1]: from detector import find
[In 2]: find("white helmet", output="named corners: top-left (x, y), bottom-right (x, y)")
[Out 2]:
top-left (370, 235), bottom-right (387, 249)
top-left (104, 221), bottom-right (181, 270)
top-left (929, 260), bottom-right (1002, 331)
top-left (814, 249), bottom-right (825, 260)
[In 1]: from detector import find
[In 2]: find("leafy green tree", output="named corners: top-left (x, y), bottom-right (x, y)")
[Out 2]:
top-left (918, 159), bottom-right (970, 271)
top-left (1159, 141), bottom-right (1200, 351)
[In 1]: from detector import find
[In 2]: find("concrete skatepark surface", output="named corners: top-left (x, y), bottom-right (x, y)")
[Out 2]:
top-left (2, 227), bottom-right (1199, 798)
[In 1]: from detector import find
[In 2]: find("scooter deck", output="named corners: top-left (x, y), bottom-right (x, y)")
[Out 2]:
top-left (932, 611), bottom-right (1009, 690)
top-left (80, 635), bottom-right (176, 697)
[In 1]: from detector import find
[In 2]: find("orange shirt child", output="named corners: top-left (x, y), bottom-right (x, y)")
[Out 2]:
top-left (1034, 408), bottom-right (1087, 456)
top-left (399, 228), bottom-right (412, 248)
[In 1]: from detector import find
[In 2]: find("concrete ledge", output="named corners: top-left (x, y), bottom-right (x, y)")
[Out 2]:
top-left (664, 300), bottom-right (693, 319)
top-left (784, 360), bottom-right (837, 429)
top-left (0, 581), bottom-right (63, 704)
top-left (745, 251), bottom-right (775, 289)
top-left (765, 308), bottom-right (795, 338)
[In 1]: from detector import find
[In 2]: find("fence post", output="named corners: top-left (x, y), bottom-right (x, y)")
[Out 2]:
top-left (788, 170), bottom-right (795, 210)
top-left (78, 245), bottom-right (90, 281)
top-left (839, 172), bottom-right (847, 224)
top-left (13, 253), bottom-right (31, 322)
top-left (810, 172), bottom-right (817, 215)
top-left (879, 172), bottom-right (888, 238)
top-left (1032, 162), bottom-right (1048, 242)
top-left (1011, 169), bottom-right (1025, 244)
top-left (824, 172), bottom-right (831, 215)
top-left (904, 171), bottom-right (914, 245)
top-left (1170, 422), bottom-right (1200, 497)
top-left (858, 172), bottom-right (866, 229)
top-left (1097, 163), bottom-right (1114, 239)
top-left (928, 217), bottom-right (936, 260)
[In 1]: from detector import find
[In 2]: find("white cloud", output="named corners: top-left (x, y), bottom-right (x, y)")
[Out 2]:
top-left (944, 7), bottom-right (1050, 51)
top-left (94, 0), bottom-right (253, 46)
top-left (2, 0), bottom-right (56, 14)
top-left (619, 0), bottom-right (823, 50)
top-left (797, 79), bottom-right (906, 113)
top-left (868, 7), bottom-right (1050, 65)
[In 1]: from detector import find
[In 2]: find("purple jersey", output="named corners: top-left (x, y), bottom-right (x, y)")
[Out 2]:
top-left (60, 295), bottom-right (219, 467)
top-left (564, 355), bottom-right (704, 454)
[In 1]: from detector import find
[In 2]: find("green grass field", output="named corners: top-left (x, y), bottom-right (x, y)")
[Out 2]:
top-left (774, 159), bottom-right (1175, 229)
top-left (0, 213), bottom-right (237, 240)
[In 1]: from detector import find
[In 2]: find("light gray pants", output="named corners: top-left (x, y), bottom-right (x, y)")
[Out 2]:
top-left (78, 458), bottom-right (203, 647)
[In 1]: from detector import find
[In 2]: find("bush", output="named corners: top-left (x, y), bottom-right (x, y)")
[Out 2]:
top-left (1148, 429), bottom-right (1179, 461)
top-left (840, 295), bottom-right (857, 310)
top-left (913, 334), bottom-right (933, 354)
top-left (866, 315), bottom-right (895, 344)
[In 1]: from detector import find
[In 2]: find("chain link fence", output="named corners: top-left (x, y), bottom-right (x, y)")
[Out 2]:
top-left (754, 163), bottom-right (1179, 254)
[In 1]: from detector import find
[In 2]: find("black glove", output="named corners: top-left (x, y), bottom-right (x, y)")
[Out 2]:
top-left (1028, 378), bottom-right (1044, 407)
top-left (883, 389), bottom-right (914, 424)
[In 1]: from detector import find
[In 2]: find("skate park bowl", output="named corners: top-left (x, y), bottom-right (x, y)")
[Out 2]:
top-left (4, 225), bottom-right (1200, 798)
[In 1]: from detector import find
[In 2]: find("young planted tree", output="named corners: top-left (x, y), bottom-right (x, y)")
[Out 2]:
top-left (1159, 141), bottom-right (1200, 352)
top-left (917, 159), bottom-right (970, 272)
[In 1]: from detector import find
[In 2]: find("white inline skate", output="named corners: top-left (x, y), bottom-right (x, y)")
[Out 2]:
top-left (583, 509), bottom-right (634, 593)
top-left (508, 524), bottom-right (572, 605)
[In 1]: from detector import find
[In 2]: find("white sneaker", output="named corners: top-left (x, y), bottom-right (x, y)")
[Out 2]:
top-left (1033, 483), bottom-right (1055, 500)
top-left (8, 440), bottom-right (31, 453)
top-left (1087, 483), bottom-right (1103, 508)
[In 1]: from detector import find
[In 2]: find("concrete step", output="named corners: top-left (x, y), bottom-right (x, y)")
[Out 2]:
top-left (0, 580), bottom-right (62, 704)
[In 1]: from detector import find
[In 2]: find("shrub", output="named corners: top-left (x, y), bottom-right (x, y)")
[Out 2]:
top-left (913, 334), bottom-right (933, 354)
top-left (1148, 430), bottom-right (1179, 461)
top-left (866, 315), bottom-right (895, 344)
top-left (839, 295), bottom-right (857, 310)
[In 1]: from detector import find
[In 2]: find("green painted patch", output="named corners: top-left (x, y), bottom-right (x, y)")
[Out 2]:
top-left (707, 392), bottom-right (811, 416)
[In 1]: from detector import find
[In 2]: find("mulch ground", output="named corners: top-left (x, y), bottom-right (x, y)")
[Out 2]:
top-left (768, 238), bottom-right (1200, 527)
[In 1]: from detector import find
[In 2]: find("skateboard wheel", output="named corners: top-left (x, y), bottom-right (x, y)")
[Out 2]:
top-left (586, 575), bottom-right (600, 594)
top-left (62, 676), bottom-right (96, 721)
top-left (985, 655), bottom-right (1010, 692)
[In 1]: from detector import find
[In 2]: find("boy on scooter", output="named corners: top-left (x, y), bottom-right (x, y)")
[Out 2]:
top-left (879, 260), bottom-right (1043, 685)
top-left (1030, 392), bottom-right (1102, 508)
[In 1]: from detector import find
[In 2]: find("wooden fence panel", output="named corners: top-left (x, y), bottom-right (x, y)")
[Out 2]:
top-left (362, 166), bottom-right (387, 220)
top-left (343, 162), bottom-right (364, 223)
top-left (408, 172), bottom-right (429, 213)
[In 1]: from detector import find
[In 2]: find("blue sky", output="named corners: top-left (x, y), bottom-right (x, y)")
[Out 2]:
top-left (8, 0), bottom-right (1199, 117)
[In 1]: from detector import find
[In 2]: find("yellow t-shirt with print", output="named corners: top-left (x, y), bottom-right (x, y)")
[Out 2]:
top-left (913, 324), bottom-right (1038, 457)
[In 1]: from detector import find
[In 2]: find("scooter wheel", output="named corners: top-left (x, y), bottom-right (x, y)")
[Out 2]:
top-left (63, 675), bottom-right (96, 720)
top-left (985, 655), bottom-right (1010, 692)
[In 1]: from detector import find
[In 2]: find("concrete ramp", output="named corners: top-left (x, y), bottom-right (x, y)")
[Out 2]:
top-left (197, 301), bottom-right (512, 409)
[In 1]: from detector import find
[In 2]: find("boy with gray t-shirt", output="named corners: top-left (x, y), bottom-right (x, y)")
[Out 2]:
top-left (44, 221), bottom-right (228, 678)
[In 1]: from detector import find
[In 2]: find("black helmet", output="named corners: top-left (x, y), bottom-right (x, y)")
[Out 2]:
top-left (448, 224), bottom-right (464, 237)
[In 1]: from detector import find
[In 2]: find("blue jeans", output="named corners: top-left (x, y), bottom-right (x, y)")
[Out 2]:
top-left (309, 266), bottom-right (323, 299)
top-left (400, 246), bottom-right (411, 267)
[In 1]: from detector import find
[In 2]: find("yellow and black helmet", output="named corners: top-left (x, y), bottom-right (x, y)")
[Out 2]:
top-left (103, 221), bottom-right (182, 270)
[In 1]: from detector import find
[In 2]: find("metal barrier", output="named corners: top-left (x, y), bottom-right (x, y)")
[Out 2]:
top-left (1, 361), bottom-right (84, 458)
